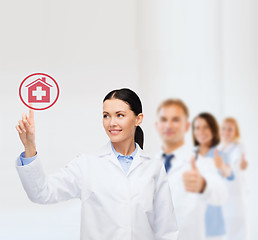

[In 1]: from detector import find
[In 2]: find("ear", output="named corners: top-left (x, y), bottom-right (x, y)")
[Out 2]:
top-left (185, 121), bottom-right (191, 132)
top-left (135, 113), bottom-right (143, 126)
top-left (155, 120), bottom-right (158, 130)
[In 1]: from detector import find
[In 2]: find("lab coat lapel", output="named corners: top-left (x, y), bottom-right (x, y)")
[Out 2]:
top-left (126, 153), bottom-right (143, 176)
top-left (98, 142), bottom-right (125, 173)
top-left (98, 142), bottom-right (149, 176)
top-left (108, 153), bottom-right (125, 172)
top-left (127, 147), bottom-right (149, 176)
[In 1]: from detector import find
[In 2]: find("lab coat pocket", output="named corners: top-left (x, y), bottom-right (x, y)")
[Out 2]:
top-left (137, 178), bottom-right (155, 212)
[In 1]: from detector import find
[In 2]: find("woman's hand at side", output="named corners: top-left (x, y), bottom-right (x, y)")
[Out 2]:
top-left (15, 107), bottom-right (36, 157)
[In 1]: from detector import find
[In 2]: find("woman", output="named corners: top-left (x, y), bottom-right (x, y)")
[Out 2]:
top-left (218, 117), bottom-right (248, 240)
top-left (15, 88), bottom-right (178, 240)
top-left (219, 118), bottom-right (248, 170)
top-left (192, 113), bottom-right (233, 240)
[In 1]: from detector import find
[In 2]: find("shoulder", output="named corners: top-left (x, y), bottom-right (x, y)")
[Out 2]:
top-left (72, 143), bottom-right (110, 165)
top-left (208, 146), bottom-right (225, 158)
top-left (139, 148), bottom-right (165, 170)
top-left (233, 142), bottom-right (245, 153)
top-left (80, 142), bottom-right (112, 159)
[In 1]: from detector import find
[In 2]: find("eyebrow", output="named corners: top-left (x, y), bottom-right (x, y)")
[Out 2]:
top-left (103, 110), bottom-right (126, 114)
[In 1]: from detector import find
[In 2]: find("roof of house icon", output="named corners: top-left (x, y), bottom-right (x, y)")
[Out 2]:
top-left (25, 77), bottom-right (53, 88)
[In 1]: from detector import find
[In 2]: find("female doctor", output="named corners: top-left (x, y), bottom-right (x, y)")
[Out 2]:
top-left (192, 113), bottom-right (233, 240)
top-left (218, 117), bottom-right (248, 240)
top-left (15, 88), bottom-right (178, 240)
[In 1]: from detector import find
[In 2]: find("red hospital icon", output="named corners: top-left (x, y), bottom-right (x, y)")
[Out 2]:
top-left (19, 73), bottom-right (59, 110)
top-left (25, 77), bottom-right (53, 103)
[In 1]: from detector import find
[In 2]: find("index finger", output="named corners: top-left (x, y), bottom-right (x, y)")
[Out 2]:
top-left (29, 103), bottom-right (34, 121)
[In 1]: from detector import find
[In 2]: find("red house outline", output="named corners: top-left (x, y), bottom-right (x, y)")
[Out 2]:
top-left (25, 77), bottom-right (53, 103)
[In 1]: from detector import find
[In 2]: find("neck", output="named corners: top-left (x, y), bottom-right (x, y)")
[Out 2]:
top-left (162, 139), bottom-right (184, 154)
top-left (222, 140), bottom-right (233, 147)
top-left (112, 138), bottom-right (136, 156)
top-left (198, 144), bottom-right (211, 156)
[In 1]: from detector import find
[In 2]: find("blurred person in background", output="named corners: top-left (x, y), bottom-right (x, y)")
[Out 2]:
top-left (192, 113), bottom-right (234, 240)
top-left (155, 99), bottom-right (227, 240)
top-left (218, 117), bottom-right (248, 240)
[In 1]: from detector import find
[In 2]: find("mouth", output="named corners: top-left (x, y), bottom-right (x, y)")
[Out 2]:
top-left (197, 136), bottom-right (208, 142)
top-left (164, 131), bottom-right (175, 136)
top-left (109, 129), bottom-right (122, 135)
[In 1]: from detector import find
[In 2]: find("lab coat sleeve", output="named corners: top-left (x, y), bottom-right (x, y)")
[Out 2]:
top-left (200, 162), bottom-right (228, 206)
top-left (153, 163), bottom-right (179, 240)
top-left (230, 145), bottom-right (244, 170)
top-left (15, 153), bottom-right (83, 204)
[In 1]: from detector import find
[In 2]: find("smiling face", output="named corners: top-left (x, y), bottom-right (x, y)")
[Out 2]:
top-left (103, 99), bottom-right (143, 144)
top-left (221, 121), bottom-right (237, 143)
top-left (156, 105), bottom-right (190, 145)
top-left (193, 117), bottom-right (213, 147)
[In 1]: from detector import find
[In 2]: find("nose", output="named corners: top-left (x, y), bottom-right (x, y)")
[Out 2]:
top-left (110, 117), bottom-right (117, 127)
top-left (200, 128), bottom-right (206, 135)
top-left (165, 120), bottom-right (173, 129)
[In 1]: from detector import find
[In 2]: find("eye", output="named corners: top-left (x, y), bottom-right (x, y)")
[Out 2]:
top-left (103, 114), bottom-right (109, 119)
top-left (118, 114), bottom-right (124, 118)
top-left (173, 117), bottom-right (180, 122)
top-left (160, 117), bottom-right (166, 122)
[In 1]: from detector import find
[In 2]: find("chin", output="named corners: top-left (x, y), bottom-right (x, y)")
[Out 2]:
top-left (109, 135), bottom-right (126, 143)
top-left (109, 137), bottom-right (120, 143)
top-left (201, 141), bottom-right (211, 146)
top-left (164, 137), bottom-right (177, 144)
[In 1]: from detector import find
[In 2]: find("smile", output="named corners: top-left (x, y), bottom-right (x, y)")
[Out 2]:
top-left (109, 129), bottom-right (122, 135)
top-left (164, 131), bottom-right (175, 135)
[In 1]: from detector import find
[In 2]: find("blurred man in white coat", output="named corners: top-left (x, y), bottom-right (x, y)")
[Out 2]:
top-left (155, 99), bottom-right (228, 240)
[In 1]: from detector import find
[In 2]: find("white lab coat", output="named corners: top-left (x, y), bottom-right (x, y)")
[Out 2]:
top-left (218, 143), bottom-right (248, 240)
top-left (157, 145), bottom-right (228, 240)
top-left (16, 142), bottom-right (179, 240)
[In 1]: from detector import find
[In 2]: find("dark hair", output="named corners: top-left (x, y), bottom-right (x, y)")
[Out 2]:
top-left (103, 88), bottom-right (144, 149)
top-left (192, 112), bottom-right (220, 147)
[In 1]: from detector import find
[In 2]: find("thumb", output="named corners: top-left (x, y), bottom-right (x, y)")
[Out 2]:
top-left (191, 156), bottom-right (198, 171)
top-left (214, 148), bottom-right (219, 157)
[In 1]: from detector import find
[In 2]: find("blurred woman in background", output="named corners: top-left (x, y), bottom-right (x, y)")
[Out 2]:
top-left (192, 113), bottom-right (233, 240)
top-left (218, 117), bottom-right (248, 240)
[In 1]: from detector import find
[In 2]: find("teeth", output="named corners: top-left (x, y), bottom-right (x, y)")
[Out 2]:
top-left (110, 130), bottom-right (121, 134)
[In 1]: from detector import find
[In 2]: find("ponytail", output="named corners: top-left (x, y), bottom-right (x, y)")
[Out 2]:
top-left (135, 126), bottom-right (144, 149)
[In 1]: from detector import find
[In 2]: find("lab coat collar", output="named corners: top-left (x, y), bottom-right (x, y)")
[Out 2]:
top-left (98, 141), bottom-right (150, 176)
top-left (157, 144), bottom-right (192, 172)
top-left (158, 144), bottom-right (190, 161)
top-left (217, 142), bottom-right (238, 153)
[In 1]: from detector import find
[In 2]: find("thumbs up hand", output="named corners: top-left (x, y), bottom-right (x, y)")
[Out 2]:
top-left (183, 156), bottom-right (206, 193)
top-left (240, 153), bottom-right (248, 170)
top-left (213, 149), bottom-right (234, 177)
top-left (214, 149), bottom-right (223, 170)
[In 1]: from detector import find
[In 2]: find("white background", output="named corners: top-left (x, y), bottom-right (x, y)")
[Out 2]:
top-left (0, 0), bottom-right (257, 239)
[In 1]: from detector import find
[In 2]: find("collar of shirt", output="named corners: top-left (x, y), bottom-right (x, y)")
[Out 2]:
top-left (206, 146), bottom-right (216, 158)
top-left (161, 144), bottom-right (187, 160)
top-left (159, 144), bottom-right (193, 167)
top-left (111, 142), bottom-right (138, 160)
